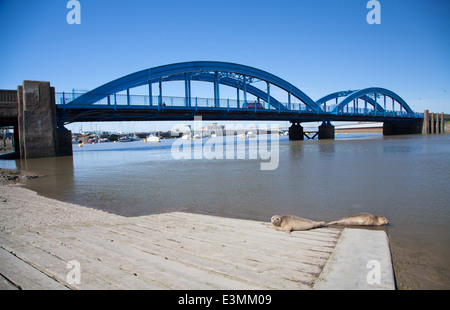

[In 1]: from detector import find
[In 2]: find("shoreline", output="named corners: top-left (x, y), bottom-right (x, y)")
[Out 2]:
top-left (1, 169), bottom-right (120, 232)
top-left (335, 128), bottom-right (382, 134)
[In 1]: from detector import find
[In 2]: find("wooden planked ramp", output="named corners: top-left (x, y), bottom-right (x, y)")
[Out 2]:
top-left (0, 212), bottom-right (393, 290)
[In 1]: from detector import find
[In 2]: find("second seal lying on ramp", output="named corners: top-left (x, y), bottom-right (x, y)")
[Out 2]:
top-left (327, 213), bottom-right (389, 226)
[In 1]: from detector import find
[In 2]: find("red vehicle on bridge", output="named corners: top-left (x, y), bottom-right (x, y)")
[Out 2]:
top-left (245, 101), bottom-right (264, 109)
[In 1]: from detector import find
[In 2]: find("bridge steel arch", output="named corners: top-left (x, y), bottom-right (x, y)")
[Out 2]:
top-left (316, 88), bottom-right (414, 115)
top-left (161, 72), bottom-right (286, 111)
top-left (69, 61), bottom-right (320, 112)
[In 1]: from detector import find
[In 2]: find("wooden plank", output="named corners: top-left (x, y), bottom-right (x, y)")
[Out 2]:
top-left (148, 212), bottom-right (340, 249)
top-left (0, 246), bottom-right (68, 290)
top-left (10, 228), bottom-right (171, 290)
top-left (93, 222), bottom-right (313, 289)
top-left (134, 212), bottom-right (340, 247)
top-left (0, 274), bottom-right (19, 290)
top-left (129, 214), bottom-right (339, 259)
top-left (117, 221), bottom-right (329, 275)
top-left (100, 214), bottom-right (341, 289)
top-left (31, 224), bottom-right (267, 290)
top-left (156, 212), bottom-right (341, 239)
top-left (1, 230), bottom-right (163, 289)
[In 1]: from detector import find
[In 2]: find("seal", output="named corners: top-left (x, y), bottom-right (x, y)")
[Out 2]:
top-left (327, 213), bottom-right (389, 226)
top-left (271, 215), bottom-right (326, 233)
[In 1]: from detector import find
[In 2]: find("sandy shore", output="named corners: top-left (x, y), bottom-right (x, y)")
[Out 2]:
top-left (0, 169), bottom-right (120, 232)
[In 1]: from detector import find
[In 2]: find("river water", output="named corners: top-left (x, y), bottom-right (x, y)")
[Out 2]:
top-left (1, 132), bottom-right (449, 289)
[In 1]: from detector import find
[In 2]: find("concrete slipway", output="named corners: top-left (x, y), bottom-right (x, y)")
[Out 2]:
top-left (0, 212), bottom-right (395, 290)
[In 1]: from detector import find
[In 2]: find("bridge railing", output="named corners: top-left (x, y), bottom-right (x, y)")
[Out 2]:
top-left (321, 104), bottom-right (423, 118)
top-left (55, 92), bottom-right (423, 118)
top-left (56, 92), bottom-right (312, 112)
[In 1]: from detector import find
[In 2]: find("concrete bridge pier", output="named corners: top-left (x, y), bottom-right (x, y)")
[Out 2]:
top-left (318, 121), bottom-right (335, 140)
top-left (383, 119), bottom-right (423, 136)
top-left (17, 81), bottom-right (73, 159)
top-left (289, 122), bottom-right (304, 140)
top-left (289, 121), bottom-right (335, 140)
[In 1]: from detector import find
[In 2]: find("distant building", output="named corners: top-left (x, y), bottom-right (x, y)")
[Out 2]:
top-left (202, 123), bottom-right (225, 136)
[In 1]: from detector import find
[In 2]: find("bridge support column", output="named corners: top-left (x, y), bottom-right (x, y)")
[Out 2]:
top-left (383, 119), bottom-right (423, 136)
top-left (56, 125), bottom-right (73, 157)
top-left (431, 113), bottom-right (436, 134)
top-left (318, 121), bottom-right (335, 140)
top-left (436, 112), bottom-right (443, 134)
top-left (289, 122), bottom-right (304, 140)
top-left (17, 81), bottom-right (72, 159)
top-left (422, 110), bottom-right (430, 134)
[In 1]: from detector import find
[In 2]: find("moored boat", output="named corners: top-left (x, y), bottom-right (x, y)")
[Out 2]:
top-left (146, 135), bottom-right (161, 143)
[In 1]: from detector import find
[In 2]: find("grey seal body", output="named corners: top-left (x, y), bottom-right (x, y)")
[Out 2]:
top-left (271, 215), bottom-right (326, 233)
top-left (327, 213), bottom-right (389, 226)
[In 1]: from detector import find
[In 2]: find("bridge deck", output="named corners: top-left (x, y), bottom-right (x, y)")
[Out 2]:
top-left (57, 104), bottom-right (422, 124)
top-left (0, 211), bottom-right (394, 290)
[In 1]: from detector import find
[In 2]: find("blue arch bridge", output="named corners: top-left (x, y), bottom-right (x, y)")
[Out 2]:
top-left (58, 61), bottom-right (423, 137)
top-left (1, 61), bottom-right (425, 159)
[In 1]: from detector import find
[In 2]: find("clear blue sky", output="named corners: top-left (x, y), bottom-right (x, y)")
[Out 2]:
top-left (1, 0), bottom-right (449, 132)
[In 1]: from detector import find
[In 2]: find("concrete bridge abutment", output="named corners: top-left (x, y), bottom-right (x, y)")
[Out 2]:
top-left (383, 119), bottom-right (423, 136)
top-left (16, 81), bottom-right (72, 159)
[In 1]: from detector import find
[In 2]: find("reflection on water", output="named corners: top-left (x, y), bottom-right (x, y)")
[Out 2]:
top-left (1, 133), bottom-right (449, 289)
